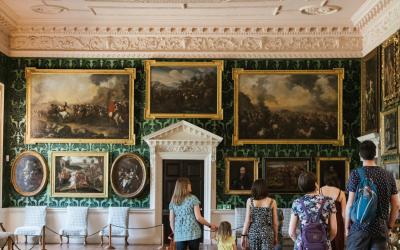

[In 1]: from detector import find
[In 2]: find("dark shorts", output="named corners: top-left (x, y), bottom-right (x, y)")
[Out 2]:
top-left (176, 238), bottom-right (200, 250)
top-left (346, 230), bottom-right (388, 250)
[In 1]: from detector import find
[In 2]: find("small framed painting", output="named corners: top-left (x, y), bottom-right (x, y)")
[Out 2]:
top-left (51, 151), bottom-right (109, 198)
top-left (11, 151), bottom-right (48, 196)
top-left (110, 153), bottom-right (148, 198)
top-left (263, 158), bottom-right (310, 193)
top-left (383, 159), bottom-right (400, 190)
top-left (380, 107), bottom-right (398, 155)
top-left (224, 157), bottom-right (259, 195)
top-left (316, 157), bottom-right (350, 191)
top-left (144, 60), bottom-right (224, 119)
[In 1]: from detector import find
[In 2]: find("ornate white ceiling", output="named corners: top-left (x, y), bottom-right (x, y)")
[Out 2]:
top-left (0, 0), bottom-right (398, 58)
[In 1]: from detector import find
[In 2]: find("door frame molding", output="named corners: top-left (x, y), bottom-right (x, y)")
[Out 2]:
top-left (144, 121), bottom-right (223, 243)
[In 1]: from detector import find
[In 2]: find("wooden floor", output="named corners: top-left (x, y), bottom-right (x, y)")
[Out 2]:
top-left (8, 243), bottom-right (218, 250)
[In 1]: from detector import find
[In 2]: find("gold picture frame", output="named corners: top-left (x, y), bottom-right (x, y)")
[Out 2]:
top-left (144, 60), bottom-right (224, 119)
top-left (381, 31), bottom-right (399, 108)
top-left (225, 157), bottom-right (259, 195)
top-left (11, 151), bottom-right (48, 197)
top-left (51, 151), bottom-right (109, 198)
top-left (383, 158), bottom-right (400, 191)
top-left (361, 47), bottom-right (380, 135)
top-left (25, 67), bottom-right (136, 144)
top-left (380, 107), bottom-right (398, 156)
top-left (110, 153), bottom-right (148, 198)
top-left (232, 68), bottom-right (344, 145)
top-left (316, 157), bottom-right (350, 191)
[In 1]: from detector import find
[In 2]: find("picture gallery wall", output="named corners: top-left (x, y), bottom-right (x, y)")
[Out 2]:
top-left (1, 56), bottom-right (361, 209)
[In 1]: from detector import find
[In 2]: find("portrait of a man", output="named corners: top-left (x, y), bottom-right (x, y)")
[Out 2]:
top-left (317, 158), bottom-right (349, 191)
top-left (225, 157), bottom-right (258, 195)
top-left (381, 108), bottom-right (398, 155)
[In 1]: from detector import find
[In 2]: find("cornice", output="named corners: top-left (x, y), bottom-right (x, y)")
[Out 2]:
top-left (359, 0), bottom-right (400, 55)
top-left (7, 25), bottom-right (362, 58)
top-left (0, 30), bottom-right (9, 56)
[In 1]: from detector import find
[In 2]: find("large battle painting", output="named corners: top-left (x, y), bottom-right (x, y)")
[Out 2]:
top-left (144, 60), bottom-right (223, 119)
top-left (25, 68), bottom-right (135, 144)
top-left (233, 69), bottom-right (344, 145)
top-left (51, 152), bottom-right (108, 198)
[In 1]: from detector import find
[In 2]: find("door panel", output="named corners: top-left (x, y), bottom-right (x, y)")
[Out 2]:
top-left (162, 160), bottom-right (204, 243)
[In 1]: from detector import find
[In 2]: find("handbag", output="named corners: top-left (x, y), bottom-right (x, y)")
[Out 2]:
top-left (167, 233), bottom-right (176, 250)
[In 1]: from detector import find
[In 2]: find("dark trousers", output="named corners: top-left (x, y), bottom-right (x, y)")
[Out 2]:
top-left (346, 230), bottom-right (388, 250)
top-left (176, 238), bottom-right (200, 250)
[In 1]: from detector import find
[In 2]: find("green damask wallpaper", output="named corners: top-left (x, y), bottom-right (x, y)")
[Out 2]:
top-left (2, 57), bottom-right (361, 208)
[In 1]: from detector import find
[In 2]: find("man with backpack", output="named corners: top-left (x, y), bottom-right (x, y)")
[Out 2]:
top-left (346, 140), bottom-right (400, 249)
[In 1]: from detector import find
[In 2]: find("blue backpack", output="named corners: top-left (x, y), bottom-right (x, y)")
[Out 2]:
top-left (350, 167), bottom-right (378, 226)
top-left (299, 199), bottom-right (328, 250)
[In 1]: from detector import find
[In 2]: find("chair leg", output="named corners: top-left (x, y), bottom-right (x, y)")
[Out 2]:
top-left (59, 235), bottom-right (63, 245)
top-left (15, 236), bottom-right (18, 244)
top-left (100, 236), bottom-right (103, 246)
top-left (24, 235), bottom-right (27, 244)
top-left (125, 235), bottom-right (129, 246)
top-left (39, 236), bottom-right (42, 245)
top-left (84, 236), bottom-right (87, 245)
top-left (67, 236), bottom-right (69, 244)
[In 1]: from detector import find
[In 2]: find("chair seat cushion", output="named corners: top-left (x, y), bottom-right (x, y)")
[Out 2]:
top-left (100, 227), bottom-right (127, 237)
top-left (59, 227), bottom-right (87, 236)
top-left (15, 226), bottom-right (42, 236)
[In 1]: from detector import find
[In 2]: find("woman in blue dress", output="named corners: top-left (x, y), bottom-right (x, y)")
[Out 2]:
top-left (169, 177), bottom-right (218, 250)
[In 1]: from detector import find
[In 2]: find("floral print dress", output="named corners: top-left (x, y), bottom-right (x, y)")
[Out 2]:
top-left (291, 194), bottom-right (336, 250)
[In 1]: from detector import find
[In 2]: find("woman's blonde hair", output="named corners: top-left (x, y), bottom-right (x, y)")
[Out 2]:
top-left (217, 221), bottom-right (232, 242)
top-left (171, 177), bottom-right (191, 204)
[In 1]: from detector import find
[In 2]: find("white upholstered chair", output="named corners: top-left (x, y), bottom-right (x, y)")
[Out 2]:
top-left (234, 208), bottom-right (246, 243)
top-left (99, 207), bottom-right (130, 246)
top-left (14, 206), bottom-right (46, 244)
top-left (0, 223), bottom-right (14, 250)
top-left (59, 206), bottom-right (88, 245)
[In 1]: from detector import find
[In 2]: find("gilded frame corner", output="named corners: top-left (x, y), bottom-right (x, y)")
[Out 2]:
top-left (50, 151), bottom-right (109, 198)
top-left (361, 47), bottom-right (381, 135)
top-left (25, 67), bottom-right (136, 145)
top-left (316, 157), bottom-right (350, 189)
top-left (232, 68), bottom-right (344, 146)
top-left (110, 152), bottom-right (148, 198)
top-left (224, 157), bottom-right (259, 195)
top-left (144, 60), bottom-right (224, 120)
top-left (380, 107), bottom-right (398, 156)
top-left (11, 151), bottom-right (48, 197)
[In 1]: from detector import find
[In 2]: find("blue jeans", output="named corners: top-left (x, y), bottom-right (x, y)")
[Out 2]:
top-left (175, 238), bottom-right (200, 250)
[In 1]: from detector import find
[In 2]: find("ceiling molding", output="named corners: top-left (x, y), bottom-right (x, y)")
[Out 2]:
top-left (0, 30), bottom-right (9, 56)
top-left (357, 0), bottom-right (400, 55)
top-left (7, 26), bottom-right (362, 58)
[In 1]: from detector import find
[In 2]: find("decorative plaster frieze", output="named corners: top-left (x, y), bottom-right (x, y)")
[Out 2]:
top-left (0, 30), bottom-right (9, 55)
top-left (352, 0), bottom-right (400, 55)
top-left (8, 33), bottom-right (362, 58)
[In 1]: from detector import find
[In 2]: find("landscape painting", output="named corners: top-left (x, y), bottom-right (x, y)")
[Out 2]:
top-left (144, 60), bottom-right (223, 119)
top-left (264, 158), bottom-right (309, 193)
top-left (51, 152), bottom-right (108, 198)
top-left (361, 48), bottom-right (380, 135)
top-left (25, 68), bottom-right (136, 144)
top-left (233, 69), bottom-right (344, 145)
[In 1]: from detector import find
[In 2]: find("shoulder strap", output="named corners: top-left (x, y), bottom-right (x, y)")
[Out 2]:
top-left (250, 198), bottom-right (254, 208)
top-left (357, 167), bottom-right (367, 181)
top-left (299, 199), bottom-right (311, 222)
top-left (335, 189), bottom-right (341, 201)
top-left (319, 187), bottom-right (323, 196)
top-left (268, 198), bottom-right (273, 207)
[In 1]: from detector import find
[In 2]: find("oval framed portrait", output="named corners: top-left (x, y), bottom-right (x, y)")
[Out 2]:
top-left (11, 151), bottom-right (48, 196)
top-left (110, 153), bottom-right (147, 198)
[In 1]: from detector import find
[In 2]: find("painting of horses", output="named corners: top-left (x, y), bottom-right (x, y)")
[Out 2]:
top-left (232, 68), bottom-right (344, 145)
top-left (25, 68), bottom-right (135, 144)
top-left (144, 60), bottom-right (223, 119)
top-left (51, 151), bottom-right (108, 198)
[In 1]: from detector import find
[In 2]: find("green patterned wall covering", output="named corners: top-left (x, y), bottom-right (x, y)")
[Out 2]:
top-left (3, 57), bottom-right (361, 208)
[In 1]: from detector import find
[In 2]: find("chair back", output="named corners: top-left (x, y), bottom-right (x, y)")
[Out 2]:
top-left (66, 206), bottom-right (88, 229)
top-left (24, 206), bottom-right (47, 227)
top-left (280, 208), bottom-right (292, 238)
top-left (234, 207), bottom-right (246, 235)
top-left (108, 207), bottom-right (129, 228)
